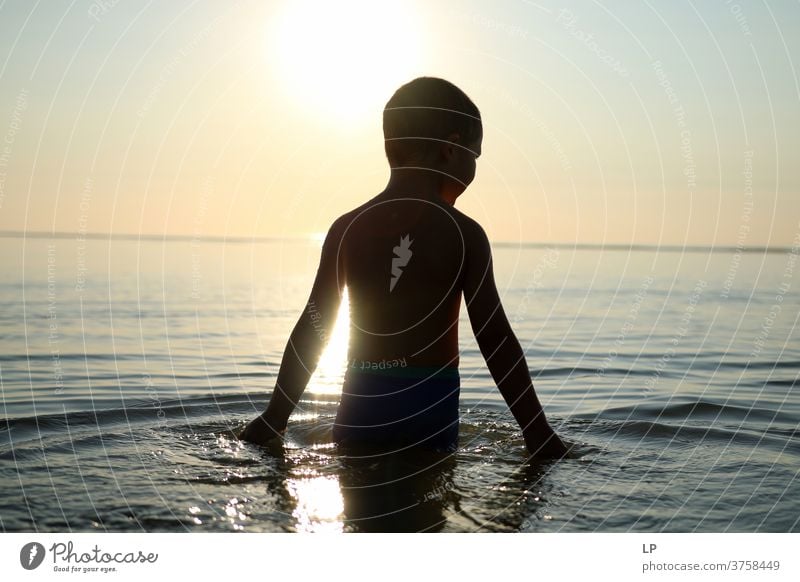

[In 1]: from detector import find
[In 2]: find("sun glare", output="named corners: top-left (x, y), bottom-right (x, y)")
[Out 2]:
top-left (270, 0), bottom-right (425, 124)
top-left (286, 476), bottom-right (344, 532)
top-left (307, 287), bottom-right (350, 395)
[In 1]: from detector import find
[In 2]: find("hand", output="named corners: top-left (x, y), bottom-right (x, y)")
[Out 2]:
top-left (524, 426), bottom-right (572, 460)
top-left (237, 411), bottom-right (286, 446)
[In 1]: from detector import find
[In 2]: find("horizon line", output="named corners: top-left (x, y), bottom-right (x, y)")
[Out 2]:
top-left (0, 229), bottom-right (792, 254)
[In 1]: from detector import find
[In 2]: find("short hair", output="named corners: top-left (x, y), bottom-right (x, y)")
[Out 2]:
top-left (383, 77), bottom-right (482, 166)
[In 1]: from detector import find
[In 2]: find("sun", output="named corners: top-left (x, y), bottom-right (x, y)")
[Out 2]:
top-left (269, 0), bottom-right (425, 124)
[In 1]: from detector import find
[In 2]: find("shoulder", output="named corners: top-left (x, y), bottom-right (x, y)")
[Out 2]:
top-left (441, 205), bottom-right (490, 252)
top-left (328, 203), bottom-right (372, 237)
top-left (324, 210), bottom-right (359, 243)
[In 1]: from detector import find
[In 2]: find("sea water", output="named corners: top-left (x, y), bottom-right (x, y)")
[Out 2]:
top-left (0, 236), bottom-right (798, 532)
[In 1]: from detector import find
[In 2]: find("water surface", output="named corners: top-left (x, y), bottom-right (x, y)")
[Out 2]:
top-left (1, 236), bottom-right (798, 532)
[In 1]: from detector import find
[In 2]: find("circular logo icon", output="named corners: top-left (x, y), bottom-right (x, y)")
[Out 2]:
top-left (20, 542), bottom-right (46, 570)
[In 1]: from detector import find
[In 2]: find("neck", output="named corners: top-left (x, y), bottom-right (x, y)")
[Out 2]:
top-left (380, 166), bottom-right (457, 206)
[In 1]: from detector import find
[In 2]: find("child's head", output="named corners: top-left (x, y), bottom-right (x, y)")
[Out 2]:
top-left (383, 77), bottom-right (482, 170)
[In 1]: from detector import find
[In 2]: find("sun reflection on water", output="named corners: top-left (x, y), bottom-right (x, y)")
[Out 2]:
top-left (286, 476), bottom-right (345, 533)
top-left (285, 280), bottom-right (348, 531)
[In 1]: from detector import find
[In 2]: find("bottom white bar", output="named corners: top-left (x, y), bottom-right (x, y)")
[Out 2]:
top-left (2, 533), bottom-right (796, 581)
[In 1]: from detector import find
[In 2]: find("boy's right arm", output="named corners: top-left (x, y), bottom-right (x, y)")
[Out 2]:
top-left (462, 221), bottom-right (569, 459)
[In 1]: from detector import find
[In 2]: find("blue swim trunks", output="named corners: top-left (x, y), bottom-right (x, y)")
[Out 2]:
top-left (333, 365), bottom-right (460, 453)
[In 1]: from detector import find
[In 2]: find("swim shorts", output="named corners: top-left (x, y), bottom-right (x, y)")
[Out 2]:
top-left (333, 365), bottom-right (460, 453)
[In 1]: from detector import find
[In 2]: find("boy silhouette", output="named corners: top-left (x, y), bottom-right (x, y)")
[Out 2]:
top-left (239, 77), bottom-right (569, 459)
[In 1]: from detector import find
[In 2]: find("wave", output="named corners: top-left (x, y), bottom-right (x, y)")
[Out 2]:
top-left (580, 417), bottom-right (799, 451)
top-left (590, 400), bottom-right (798, 424)
top-left (761, 378), bottom-right (800, 387)
top-left (0, 353), bottom-right (145, 362)
top-left (571, 399), bottom-right (800, 453)
top-left (2, 390), bottom-right (797, 466)
top-left (0, 393), bottom-right (270, 444)
top-left (712, 359), bottom-right (800, 371)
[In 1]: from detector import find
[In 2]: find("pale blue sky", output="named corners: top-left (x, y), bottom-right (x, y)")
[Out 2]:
top-left (0, 0), bottom-right (798, 246)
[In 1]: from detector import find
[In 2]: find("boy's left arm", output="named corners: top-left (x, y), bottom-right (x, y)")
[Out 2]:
top-left (238, 219), bottom-right (345, 445)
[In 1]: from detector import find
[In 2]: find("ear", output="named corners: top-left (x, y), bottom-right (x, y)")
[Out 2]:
top-left (441, 132), bottom-right (460, 161)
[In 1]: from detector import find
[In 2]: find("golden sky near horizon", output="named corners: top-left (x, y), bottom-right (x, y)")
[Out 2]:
top-left (0, 0), bottom-right (798, 246)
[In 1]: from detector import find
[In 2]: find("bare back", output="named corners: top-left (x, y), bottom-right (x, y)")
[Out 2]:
top-left (336, 194), bottom-right (475, 368)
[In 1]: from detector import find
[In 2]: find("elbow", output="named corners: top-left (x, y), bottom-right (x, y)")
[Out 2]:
top-left (290, 317), bottom-right (327, 355)
top-left (473, 317), bottom-right (514, 353)
top-left (475, 330), bottom-right (512, 361)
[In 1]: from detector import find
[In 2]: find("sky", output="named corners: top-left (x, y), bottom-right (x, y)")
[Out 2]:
top-left (0, 0), bottom-right (798, 247)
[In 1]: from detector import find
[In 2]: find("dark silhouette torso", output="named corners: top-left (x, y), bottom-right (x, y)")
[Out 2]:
top-left (339, 194), bottom-right (468, 368)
